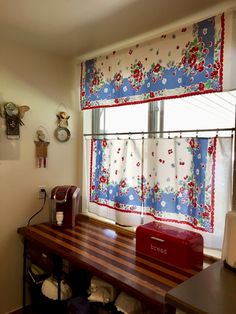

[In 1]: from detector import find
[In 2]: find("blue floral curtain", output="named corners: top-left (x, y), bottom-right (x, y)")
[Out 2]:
top-left (88, 137), bottom-right (232, 247)
top-left (89, 139), bottom-right (143, 214)
top-left (81, 14), bottom-right (225, 110)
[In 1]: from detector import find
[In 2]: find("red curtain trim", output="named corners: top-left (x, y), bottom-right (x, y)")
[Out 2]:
top-left (81, 88), bottom-right (222, 111)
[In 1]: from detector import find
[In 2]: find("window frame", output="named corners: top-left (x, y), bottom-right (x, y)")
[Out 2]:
top-left (84, 96), bottom-right (235, 258)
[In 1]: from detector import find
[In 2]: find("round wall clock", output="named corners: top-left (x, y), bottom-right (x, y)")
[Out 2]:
top-left (55, 127), bottom-right (71, 142)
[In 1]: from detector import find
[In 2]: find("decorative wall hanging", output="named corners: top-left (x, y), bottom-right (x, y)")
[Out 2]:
top-left (0, 102), bottom-right (30, 138)
top-left (34, 128), bottom-right (50, 168)
top-left (55, 111), bottom-right (71, 142)
top-left (80, 13), bottom-right (225, 110)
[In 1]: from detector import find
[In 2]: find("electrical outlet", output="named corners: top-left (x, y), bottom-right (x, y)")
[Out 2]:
top-left (38, 186), bottom-right (46, 199)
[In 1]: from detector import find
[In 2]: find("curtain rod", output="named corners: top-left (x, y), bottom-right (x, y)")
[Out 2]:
top-left (84, 127), bottom-right (235, 137)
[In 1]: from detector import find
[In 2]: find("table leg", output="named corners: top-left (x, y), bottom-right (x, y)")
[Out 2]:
top-left (53, 255), bottom-right (63, 301)
top-left (22, 239), bottom-right (27, 313)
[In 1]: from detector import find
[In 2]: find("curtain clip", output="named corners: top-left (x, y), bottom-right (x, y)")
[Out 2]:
top-left (196, 130), bottom-right (198, 138)
top-left (128, 132), bottom-right (131, 140)
top-left (216, 129), bottom-right (219, 138)
top-left (142, 132), bottom-right (144, 140)
top-left (168, 132), bottom-right (170, 139)
top-left (180, 131), bottom-right (182, 138)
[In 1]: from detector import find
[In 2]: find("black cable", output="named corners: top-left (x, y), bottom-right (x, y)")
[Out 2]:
top-left (27, 189), bottom-right (47, 226)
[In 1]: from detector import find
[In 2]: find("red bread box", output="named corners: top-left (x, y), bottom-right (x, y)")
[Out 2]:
top-left (136, 221), bottom-right (203, 268)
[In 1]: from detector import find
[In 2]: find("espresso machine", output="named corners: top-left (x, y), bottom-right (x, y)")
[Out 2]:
top-left (51, 185), bottom-right (80, 228)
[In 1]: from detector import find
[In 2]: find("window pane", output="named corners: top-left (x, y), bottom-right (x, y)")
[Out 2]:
top-left (104, 103), bottom-right (149, 134)
top-left (163, 91), bottom-right (235, 137)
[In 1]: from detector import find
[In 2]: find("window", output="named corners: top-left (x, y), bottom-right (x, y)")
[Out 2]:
top-left (86, 91), bottom-right (235, 137)
top-left (88, 103), bottom-right (149, 137)
top-left (83, 91), bottom-right (236, 251)
top-left (163, 92), bottom-right (235, 137)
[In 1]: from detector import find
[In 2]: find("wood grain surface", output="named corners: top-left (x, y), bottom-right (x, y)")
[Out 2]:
top-left (18, 216), bottom-right (198, 313)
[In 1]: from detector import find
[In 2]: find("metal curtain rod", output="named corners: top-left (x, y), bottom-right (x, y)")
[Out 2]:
top-left (84, 127), bottom-right (235, 137)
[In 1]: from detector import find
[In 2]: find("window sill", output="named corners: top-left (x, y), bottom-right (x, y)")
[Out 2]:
top-left (82, 212), bottom-right (136, 233)
top-left (81, 212), bottom-right (221, 263)
top-left (203, 248), bottom-right (221, 265)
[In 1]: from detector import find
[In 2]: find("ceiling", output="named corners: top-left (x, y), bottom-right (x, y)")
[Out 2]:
top-left (0, 0), bottom-right (235, 58)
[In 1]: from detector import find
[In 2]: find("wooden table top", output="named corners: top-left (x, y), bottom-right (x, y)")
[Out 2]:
top-left (166, 260), bottom-right (236, 314)
top-left (18, 216), bottom-right (198, 313)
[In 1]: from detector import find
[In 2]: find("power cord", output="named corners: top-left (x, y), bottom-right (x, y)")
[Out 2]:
top-left (27, 189), bottom-right (47, 226)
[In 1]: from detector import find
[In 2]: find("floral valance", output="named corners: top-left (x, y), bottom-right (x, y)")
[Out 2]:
top-left (80, 13), bottom-right (225, 110)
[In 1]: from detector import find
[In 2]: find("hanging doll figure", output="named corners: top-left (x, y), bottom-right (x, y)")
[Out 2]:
top-left (34, 130), bottom-right (50, 168)
top-left (56, 111), bottom-right (70, 128)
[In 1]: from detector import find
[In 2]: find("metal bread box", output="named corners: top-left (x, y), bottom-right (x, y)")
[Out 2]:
top-left (136, 221), bottom-right (203, 268)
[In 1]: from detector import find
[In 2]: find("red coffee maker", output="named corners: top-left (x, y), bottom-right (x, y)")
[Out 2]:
top-left (51, 185), bottom-right (80, 228)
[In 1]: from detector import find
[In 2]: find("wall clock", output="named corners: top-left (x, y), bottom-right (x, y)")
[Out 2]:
top-left (54, 127), bottom-right (71, 142)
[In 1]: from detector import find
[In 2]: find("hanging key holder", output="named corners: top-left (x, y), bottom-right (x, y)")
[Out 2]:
top-left (34, 128), bottom-right (50, 168)
top-left (0, 102), bottom-right (30, 139)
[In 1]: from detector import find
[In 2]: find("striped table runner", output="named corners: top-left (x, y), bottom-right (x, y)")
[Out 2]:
top-left (18, 218), bottom-right (198, 313)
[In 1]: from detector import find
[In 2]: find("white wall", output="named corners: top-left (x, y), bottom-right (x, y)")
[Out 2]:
top-left (0, 40), bottom-right (82, 314)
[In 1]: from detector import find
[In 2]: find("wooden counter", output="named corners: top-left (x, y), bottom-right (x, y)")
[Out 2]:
top-left (18, 216), bottom-right (199, 313)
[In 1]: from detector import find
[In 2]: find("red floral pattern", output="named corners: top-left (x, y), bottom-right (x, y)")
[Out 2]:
top-left (81, 14), bottom-right (224, 110)
top-left (128, 61), bottom-right (147, 91)
top-left (88, 137), bottom-right (233, 234)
